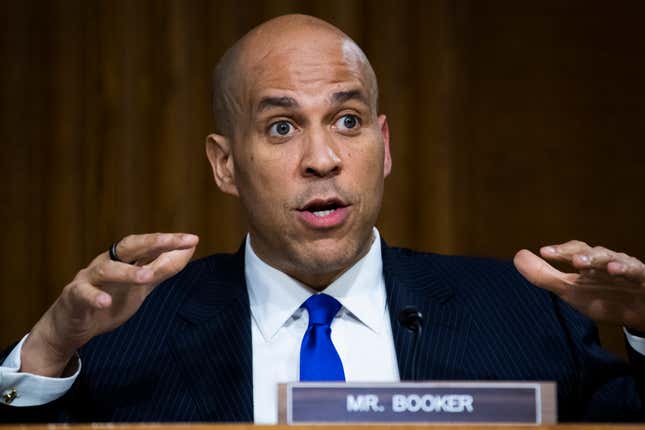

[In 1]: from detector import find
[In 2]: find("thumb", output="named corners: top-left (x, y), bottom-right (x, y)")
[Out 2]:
top-left (146, 246), bottom-right (197, 284)
top-left (514, 249), bottom-right (571, 295)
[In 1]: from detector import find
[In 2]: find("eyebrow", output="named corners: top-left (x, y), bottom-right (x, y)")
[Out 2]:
top-left (255, 89), bottom-right (369, 114)
top-left (256, 96), bottom-right (299, 113)
top-left (331, 89), bottom-right (369, 106)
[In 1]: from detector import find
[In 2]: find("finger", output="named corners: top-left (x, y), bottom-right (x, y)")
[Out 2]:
top-left (577, 268), bottom-right (622, 286)
top-left (514, 249), bottom-right (578, 295)
top-left (63, 281), bottom-right (112, 310)
top-left (115, 233), bottom-right (199, 263)
top-left (539, 240), bottom-right (592, 264)
top-left (142, 247), bottom-right (197, 285)
top-left (570, 246), bottom-right (617, 270)
top-left (576, 269), bottom-right (642, 292)
top-left (574, 247), bottom-right (645, 282)
top-left (607, 255), bottom-right (645, 283)
top-left (85, 260), bottom-right (154, 285)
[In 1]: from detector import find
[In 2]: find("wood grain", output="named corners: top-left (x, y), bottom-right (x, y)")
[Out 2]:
top-left (1, 1), bottom-right (644, 361)
top-left (0, 425), bottom-right (643, 430)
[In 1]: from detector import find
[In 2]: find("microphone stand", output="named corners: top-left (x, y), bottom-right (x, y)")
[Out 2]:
top-left (397, 306), bottom-right (423, 381)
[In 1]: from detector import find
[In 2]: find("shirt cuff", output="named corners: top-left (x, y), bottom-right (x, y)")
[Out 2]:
top-left (0, 334), bottom-right (80, 406)
top-left (624, 327), bottom-right (645, 356)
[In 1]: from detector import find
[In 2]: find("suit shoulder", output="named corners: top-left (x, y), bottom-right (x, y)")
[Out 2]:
top-left (153, 250), bottom-right (243, 297)
top-left (172, 251), bottom-right (241, 277)
top-left (383, 245), bottom-right (516, 277)
top-left (383, 245), bottom-right (543, 298)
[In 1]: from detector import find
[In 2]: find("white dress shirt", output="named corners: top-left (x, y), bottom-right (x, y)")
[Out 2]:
top-left (246, 228), bottom-right (399, 423)
top-left (0, 334), bottom-right (78, 406)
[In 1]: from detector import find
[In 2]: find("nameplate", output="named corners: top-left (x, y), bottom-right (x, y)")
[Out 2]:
top-left (278, 381), bottom-right (556, 424)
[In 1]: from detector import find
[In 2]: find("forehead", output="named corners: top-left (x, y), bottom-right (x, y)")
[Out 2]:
top-left (241, 37), bottom-right (372, 109)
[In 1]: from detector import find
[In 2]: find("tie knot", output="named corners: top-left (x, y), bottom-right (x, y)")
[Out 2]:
top-left (302, 293), bottom-right (342, 326)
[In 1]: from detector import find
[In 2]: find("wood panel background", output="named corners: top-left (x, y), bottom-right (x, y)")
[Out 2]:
top-left (2, 0), bottom-right (644, 359)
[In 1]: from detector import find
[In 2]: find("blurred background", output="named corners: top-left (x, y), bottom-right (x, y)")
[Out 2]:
top-left (1, 0), bottom-right (644, 357)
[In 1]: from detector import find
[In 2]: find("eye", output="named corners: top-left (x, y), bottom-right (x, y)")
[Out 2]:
top-left (334, 114), bottom-right (361, 132)
top-left (268, 120), bottom-right (295, 137)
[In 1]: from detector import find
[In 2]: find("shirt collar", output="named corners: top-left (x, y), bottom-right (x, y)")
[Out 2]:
top-left (245, 228), bottom-right (386, 342)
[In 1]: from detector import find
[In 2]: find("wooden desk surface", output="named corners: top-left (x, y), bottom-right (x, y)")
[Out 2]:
top-left (1, 425), bottom-right (645, 430)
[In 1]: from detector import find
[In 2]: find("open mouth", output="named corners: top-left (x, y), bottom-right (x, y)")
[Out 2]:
top-left (299, 198), bottom-right (347, 216)
top-left (297, 198), bottom-right (350, 228)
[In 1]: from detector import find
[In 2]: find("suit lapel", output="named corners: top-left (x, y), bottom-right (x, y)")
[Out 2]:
top-left (382, 241), bottom-right (473, 380)
top-left (166, 239), bottom-right (472, 420)
top-left (169, 247), bottom-right (253, 422)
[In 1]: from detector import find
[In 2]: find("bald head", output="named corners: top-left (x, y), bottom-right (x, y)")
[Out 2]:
top-left (212, 14), bottom-right (379, 138)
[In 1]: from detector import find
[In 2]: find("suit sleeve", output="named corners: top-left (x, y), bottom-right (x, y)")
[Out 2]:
top-left (625, 333), bottom-right (645, 408)
top-left (554, 297), bottom-right (645, 421)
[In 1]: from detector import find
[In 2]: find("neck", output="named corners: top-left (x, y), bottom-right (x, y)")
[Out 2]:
top-left (248, 233), bottom-right (375, 291)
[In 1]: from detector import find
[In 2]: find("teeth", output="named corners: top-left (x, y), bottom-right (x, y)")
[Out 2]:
top-left (312, 209), bottom-right (336, 217)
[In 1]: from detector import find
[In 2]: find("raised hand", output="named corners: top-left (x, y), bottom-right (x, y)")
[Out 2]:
top-left (20, 233), bottom-right (199, 377)
top-left (514, 240), bottom-right (645, 332)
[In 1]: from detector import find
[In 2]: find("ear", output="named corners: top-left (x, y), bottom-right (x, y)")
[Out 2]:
top-left (378, 114), bottom-right (392, 177)
top-left (205, 133), bottom-right (239, 197)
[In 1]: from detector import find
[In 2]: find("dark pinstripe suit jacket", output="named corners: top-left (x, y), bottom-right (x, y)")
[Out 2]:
top-left (2, 242), bottom-right (644, 422)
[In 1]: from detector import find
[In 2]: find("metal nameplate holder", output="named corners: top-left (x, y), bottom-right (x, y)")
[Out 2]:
top-left (278, 381), bottom-right (556, 425)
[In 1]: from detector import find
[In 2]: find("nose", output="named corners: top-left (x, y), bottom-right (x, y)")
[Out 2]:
top-left (300, 128), bottom-right (342, 178)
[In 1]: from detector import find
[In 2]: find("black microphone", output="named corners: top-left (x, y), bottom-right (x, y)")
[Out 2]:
top-left (398, 306), bottom-right (423, 381)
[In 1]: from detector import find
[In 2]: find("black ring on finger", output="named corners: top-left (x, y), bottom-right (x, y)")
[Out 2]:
top-left (109, 241), bottom-right (123, 263)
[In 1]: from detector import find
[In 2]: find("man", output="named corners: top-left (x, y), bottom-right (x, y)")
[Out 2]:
top-left (1, 14), bottom-right (644, 423)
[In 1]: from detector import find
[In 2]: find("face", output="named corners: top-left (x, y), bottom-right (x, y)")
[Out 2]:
top-left (207, 30), bottom-right (391, 288)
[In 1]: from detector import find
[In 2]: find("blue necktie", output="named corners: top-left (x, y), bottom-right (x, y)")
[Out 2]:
top-left (299, 293), bottom-right (346, 381)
